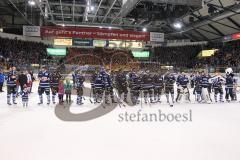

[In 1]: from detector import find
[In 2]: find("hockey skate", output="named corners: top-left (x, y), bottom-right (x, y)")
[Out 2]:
top-left (38, 101), bottom-right (43, 105)
top-left (105, 99), bottom-right (110, 105)
top-left (111, 97), bottom-right (117, 103)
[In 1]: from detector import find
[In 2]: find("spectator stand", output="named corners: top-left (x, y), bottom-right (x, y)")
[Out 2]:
top-left (109, 51), bottom-right (136, 72)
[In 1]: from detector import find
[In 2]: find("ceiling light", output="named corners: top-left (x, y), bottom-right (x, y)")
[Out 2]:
top-left (28, 0), bottom-right (36, 6)
top-left (90, 6), bottom-right (95, 11)
top-left (173, 22), bottom-right (183, 29)
top-left (142, 27), bottom-right (147, 32)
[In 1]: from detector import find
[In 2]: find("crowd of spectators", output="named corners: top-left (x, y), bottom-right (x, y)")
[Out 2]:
top-left (153, 45), bottom-right (203, 68)
top-left (194, 40), bottom-right (240, 69)
top-left (153, 39), bottom-right (240, 70)
top-left (0, 37), bottom-right (50, 68)
top-left (66, 47), bottom-right (134, 65)
top-left (1, 36), bottom-right (240, 71)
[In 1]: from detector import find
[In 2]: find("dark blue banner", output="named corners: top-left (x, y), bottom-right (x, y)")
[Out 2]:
top-left (73, 39), bottom-right (93, 46)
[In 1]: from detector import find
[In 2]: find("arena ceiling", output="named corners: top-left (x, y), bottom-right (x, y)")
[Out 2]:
top-left (0, 0), bottom-right (240, 41)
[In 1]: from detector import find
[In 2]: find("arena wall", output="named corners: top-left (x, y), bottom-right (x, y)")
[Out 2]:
top-left (0, 32), bottom-right (52, 45)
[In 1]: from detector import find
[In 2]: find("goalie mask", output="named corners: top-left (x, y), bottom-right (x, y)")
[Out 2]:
top-left (225, 68), bottom-right (233, 75)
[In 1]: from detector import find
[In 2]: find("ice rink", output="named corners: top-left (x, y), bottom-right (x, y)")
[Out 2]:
top-left (0, 82), bottom-right (240, 160)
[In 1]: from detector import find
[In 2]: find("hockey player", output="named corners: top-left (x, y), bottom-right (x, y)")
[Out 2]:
top-left (176, 73), bottom-right (183, 102)
top-left (92, 69), bottom-right (105, 103)
top-left (50, 69), bottom-right (62, 104)
top-left (128, 68), bottom-right (141, 105)
top-left (103, 69), bottom-right (116, 104)
top-left (141, 70), bottom-right (154, 103)
top-left (225, 68), bottom-right (236, 102)
top-left (38, 66), bottom-right (51, 105)
top-left (152, 72), bottom-right (164, 103)
top-left (200, 71), bottom-right (212, 103)
top-left (176, 72), bottom-right (190, 103)
top-left (164, 71), bottom-right (176, 105)
top-left (114, 69), bottom-right (128, 102)
top-left (6, 67), bottom-right (18, 105)
top-left (75, 70), bottom-right (85, 105)
top-left (193, 72), bottom-right (202, 102)
top-left (212, 73), bottom-right (224, 103)
top-left (72, 70), bottom-right (77, 88)
top-left (190, 73), bottom-right (195, 88)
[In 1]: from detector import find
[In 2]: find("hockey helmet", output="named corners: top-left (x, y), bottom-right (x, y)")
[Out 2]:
top-left (225, 68), bottom-right (233, 75)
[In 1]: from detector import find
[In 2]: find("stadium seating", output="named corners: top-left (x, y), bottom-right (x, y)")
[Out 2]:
top-left (0, 37), bottom-right (50, 68)
top-left (0, 36), bottom-right (240, 71)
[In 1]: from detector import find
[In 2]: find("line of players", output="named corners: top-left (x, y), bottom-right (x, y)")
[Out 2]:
top-left (5, 66), bottom-right (63, 106)
top-left (5, 65), bottom-right (238, 106)
top-left (6, 67), bottom-right (31, 106)
top-left (89, 67), bottom-right (238, 105)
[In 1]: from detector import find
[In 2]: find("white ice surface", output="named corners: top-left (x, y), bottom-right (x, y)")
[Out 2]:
top-left (0, 82), bottom-right (240, 160)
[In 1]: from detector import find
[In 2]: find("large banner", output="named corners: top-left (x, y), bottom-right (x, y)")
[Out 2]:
top-left (232, 33), bottom-right (240, 40)
top-left (23, 26), bottom-right (40, 37)
top-left (223, 32), bottom-right (240, 42)
top-left (41, 27), bottom-right (150, 41)
top-left (150, 32), bottom-right (164, 42)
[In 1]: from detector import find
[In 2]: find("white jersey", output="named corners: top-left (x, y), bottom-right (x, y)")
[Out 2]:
top-left (27, 74), bottom-right (32, 83)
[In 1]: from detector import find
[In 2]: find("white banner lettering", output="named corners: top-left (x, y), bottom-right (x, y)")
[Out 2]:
top-left (23, 26), bottom-right (40, 37)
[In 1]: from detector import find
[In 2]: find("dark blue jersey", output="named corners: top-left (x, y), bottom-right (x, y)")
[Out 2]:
top-left (164, 74), bottom-right (176, 87)
top-left (194, 75), bottom-right (202, 86)
top-left (21, 90), bottom-right (29, 101)
top-left (176, 75), bottom-right (183, 86)
top-left (93, 73), bottom-right (105, 89)
top-left (38, 71), bottom-right (50, 88)
top-left (115, 73), bottom-right (127, 87)
top-left (225, 74), bottom-right (236, 88)
top-left (177, 75), bottom-right (189, 87)
top-left (200, 74), bottom-right (211, 88)
top-left (104, 73), bottom-right (113, 88)
top-left (153, 74), bottom-right (164, 88)
top-left (7, 71), bottom-right (17, 87)
top-left (141, 74), bottom-right (153, 90)
top-left (212, 76), bottom-right (224, 88)
top-left (50, 73), bottom-right (61, 87)
top-left (76, 74), bottom-right (85, 88)
top-left (129, 72), bottom-right (141, 88)
top-left (72, 73), bottom-right (76, 80)
top-left (91, 73), bottom-right (96, 88)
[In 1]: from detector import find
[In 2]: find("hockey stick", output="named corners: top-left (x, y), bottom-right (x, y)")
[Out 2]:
top-left (163, 85), bottom-right (173, 107)
top-left (140, 89), bottom-right (143, 109)
top-left (146, 96), bottom-right (152, 107)
top-left (113, 89), bottom-right (125, 108)
top-left (146, 89), bottom-right (153, 107)
top-left (114, 88), bottom-right (126, 107)
top-left (89, 88), bottom-right (93, 103)
top-left (169, 94), bottom-right (174, 107)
